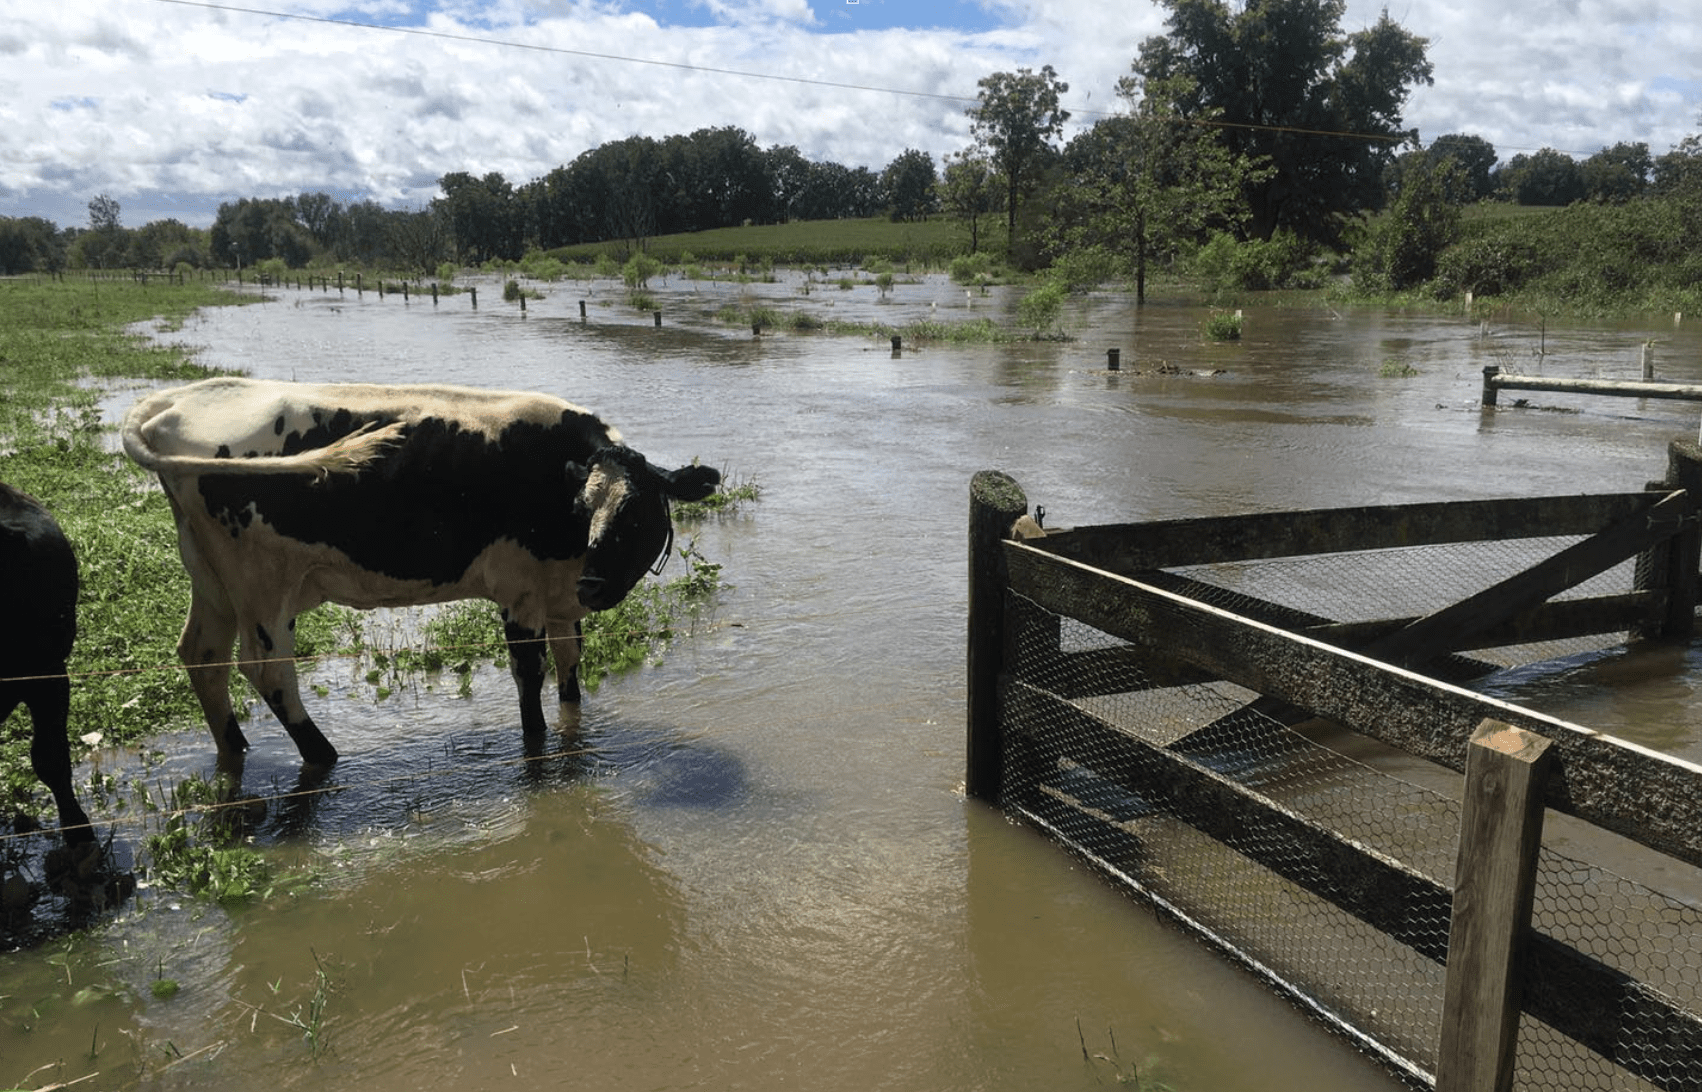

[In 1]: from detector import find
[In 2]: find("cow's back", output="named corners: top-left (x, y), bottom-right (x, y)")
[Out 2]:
top-left (0, 482), bottom-right (77, 668)
top-left (124, 378), bottom-right (617, 592)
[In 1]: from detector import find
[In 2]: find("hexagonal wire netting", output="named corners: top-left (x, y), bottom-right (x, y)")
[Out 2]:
top-left (998, 534), bottom-right (1702, 1090)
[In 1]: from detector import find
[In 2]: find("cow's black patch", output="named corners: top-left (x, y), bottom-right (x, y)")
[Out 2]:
top-left (216, 445), bottom-right (231, 459)
top-left (274, 415), bottom-right (286, 436)
top-left (196, 409), bottom-right (608, 587)
top-left (256, 624), bottom-right (273, 652)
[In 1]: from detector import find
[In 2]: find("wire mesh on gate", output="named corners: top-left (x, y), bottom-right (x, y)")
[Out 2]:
top-left (997, 533), bottom-right (1702, 1091)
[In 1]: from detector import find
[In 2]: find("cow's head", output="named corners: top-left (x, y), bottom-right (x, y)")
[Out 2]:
top-left (572, 446), bottom-right (720, 611)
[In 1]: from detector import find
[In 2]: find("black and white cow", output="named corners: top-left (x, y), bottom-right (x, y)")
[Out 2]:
top-left (122, 377), bottom-right (719, 774)
top-left (0, 482), bottom-right (95, 843)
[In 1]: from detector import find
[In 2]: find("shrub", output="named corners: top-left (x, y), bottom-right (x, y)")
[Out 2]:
top-left (949, 252), bottom-right (995, 284)
top-left (1204, 310), bottom-right (1242, 340)
top-left (1192, 230), bottom-right (1322, 293)
top-left (1017, 280), bottom-right (1068, 338)
top-left (1048, 245), bottom-right (1123, 293)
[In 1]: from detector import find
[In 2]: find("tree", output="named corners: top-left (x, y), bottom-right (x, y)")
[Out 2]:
top-left (1051, 72), bottom-right (1264, 301)
top-left (1354, 154), bottom-right (1465, 291)
top-left (1428, 133), bottom-right (1497, 201)
top-left (967, 65), bottom-right (1071, 253)
top-left (81, 193), bottom-right (129, 269)
top-left (1654, 133), bottom-right (1702, 197)
top-left (1581, 141), bottom-right (1651, 203)
top-left (881, 148), bottom-right (939, 222)
top-left (1134, 0), bottom-right (1432, 246)
top-left (940, 153), bottom-right (1002, 253)
top-left (88, 194), bottom-right (122, 234)
top-left (437, 171), bottom-right (523, 264)
top-left (0, 216), bottom-right (64, 274)
top-left (1495, 148), bottom-right (1584, 205)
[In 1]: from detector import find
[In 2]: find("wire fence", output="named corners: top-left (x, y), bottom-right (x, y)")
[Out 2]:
top-left (971, 467), bottom-right (1702, 1091)
top-left (1003, 589), bottom-right (1702, 1089)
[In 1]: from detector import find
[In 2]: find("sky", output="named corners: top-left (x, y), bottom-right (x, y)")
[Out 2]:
top-left (2, 0), bottom-right (1699, 230)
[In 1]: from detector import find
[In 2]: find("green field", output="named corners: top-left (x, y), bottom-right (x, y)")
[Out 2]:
top-left (547, 215), bottom-right (977, 267)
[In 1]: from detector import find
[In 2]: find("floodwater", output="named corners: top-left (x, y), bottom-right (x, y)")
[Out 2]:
top-left (6, 270), bottom-right (1702, 1090)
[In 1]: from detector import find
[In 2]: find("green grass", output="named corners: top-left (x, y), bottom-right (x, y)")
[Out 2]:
top-left (0, 279), bottom-right (249, 817)
top-left (546, 215), bottom-right (972, 268)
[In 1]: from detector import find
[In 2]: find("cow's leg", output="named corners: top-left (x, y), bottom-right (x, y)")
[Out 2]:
top-left (178, 590), bottom-right (250, 768)
top-left (14, 674), bottom-right (95, 843)
top-left (502, 613), bottom-right (549, 736)
top-left (238, 614), bottom-right (338, 768)
top-left (1, 678), bottom-right (93, 844)
top-left (549, 620), bottom-right (584, 707)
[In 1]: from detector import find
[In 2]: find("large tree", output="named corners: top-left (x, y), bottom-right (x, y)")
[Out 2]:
top-left (881, 148), bottom-right (939, 222)
top-left (1495, 148), bottom-right (1584, 206)
top-left (1134, 0), bottom-right (1432, 245)
top-left (967, 65), bottom-right (1071, 253)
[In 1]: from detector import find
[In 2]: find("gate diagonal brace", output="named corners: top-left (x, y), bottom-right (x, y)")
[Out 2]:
top-left (1169, 489), bottom-right (1695, 769)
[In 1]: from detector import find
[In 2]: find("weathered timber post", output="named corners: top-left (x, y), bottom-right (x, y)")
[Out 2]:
top-left (654, 310), bottom-right (662, 327)
top-left (356, 272), bottom-right (363, 296)
top-left (891, 335), bottom-right (902, 355)
top-left (1436, 720), bottom-right (1553, 1092)
top-left (469, 286), bottom-right (477, 309)
top-left (519, 293), bottom-right (526, 315)
top-left (402, 282), bottom-right (409, 303)
top-left (967, 471), bottom-right (1030, 802)
top-left (1108, 348), bottom-right (1121, 371)
top-left (578, 299), bottom-right (587, 321)
top-left (1643, 341), bottom-right (1655, 380)
top-left (1482, 365), bottom-right (1501, 406)
top-left (1661, 439), bottom-right (1702, 639)
top-left (431, 283), bottom-right (439, 305)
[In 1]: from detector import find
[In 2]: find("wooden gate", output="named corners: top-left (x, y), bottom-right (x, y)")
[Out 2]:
top-left (967, 440), bottom-right (1702, 1091)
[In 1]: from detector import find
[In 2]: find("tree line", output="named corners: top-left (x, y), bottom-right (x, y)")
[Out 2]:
top-left (0, 125), bottom-right (936, 276)
top-left (5, 0), bottom-right (1702, 305)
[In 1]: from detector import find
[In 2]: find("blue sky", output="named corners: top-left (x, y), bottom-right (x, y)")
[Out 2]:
top-left (2, 0), bottom-right (1698, 228)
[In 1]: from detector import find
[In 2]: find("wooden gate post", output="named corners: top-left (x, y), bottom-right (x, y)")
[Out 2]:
top-left (1436, 720), bottom-right (1553, 1092)
top-left (967, 471), bottom-right (1029, 802)
top-left (1660, 439), bottom-right (1702, 639)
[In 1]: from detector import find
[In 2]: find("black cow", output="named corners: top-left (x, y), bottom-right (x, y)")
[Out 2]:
top-left (0, 482), bottom-right (94, 843)
top-left (121, 377), bottom-right (719, 774)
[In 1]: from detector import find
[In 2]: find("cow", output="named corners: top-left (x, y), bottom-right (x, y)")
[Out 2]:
top-left (121, 377), bottom-right (720, 777)
top-left (0, 482), bottom-right (95, 843)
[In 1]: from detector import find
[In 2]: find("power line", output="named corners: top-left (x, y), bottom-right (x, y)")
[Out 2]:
top-left (146, 0), bottom-right (987, 109)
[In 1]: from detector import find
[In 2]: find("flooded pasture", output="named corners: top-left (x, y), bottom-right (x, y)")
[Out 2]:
top-left (6, 271), bottom-right (1702, 1090)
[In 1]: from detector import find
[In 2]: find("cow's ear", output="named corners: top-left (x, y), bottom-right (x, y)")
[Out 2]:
top-left (661, 463), bottom-right (720, 501)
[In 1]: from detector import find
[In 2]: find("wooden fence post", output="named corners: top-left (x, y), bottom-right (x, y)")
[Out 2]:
top-left (1660, 439), bottom-right (1702, 639)
top-left (967, 470), bottom-right (1029, 802)
top-left (1482, 366), bottom-right (1502, 406)
top-left (1436, 719), bottom-right (1553, 1092)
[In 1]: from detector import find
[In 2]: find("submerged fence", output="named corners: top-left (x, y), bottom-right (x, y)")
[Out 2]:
top-left (967, 444), bottom-right (1702, 1091)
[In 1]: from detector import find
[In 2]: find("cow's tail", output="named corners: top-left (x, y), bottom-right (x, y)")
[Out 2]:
top-left (121, 412), bottom-right (406, 482)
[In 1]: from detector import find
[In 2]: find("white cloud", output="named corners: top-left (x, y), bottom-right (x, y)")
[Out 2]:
top-left (1, 0), bottom-right (1697, 227)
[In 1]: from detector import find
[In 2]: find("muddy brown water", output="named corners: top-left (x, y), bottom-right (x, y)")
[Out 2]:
top-left (5, 273), bottom-right (1702, 1089)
